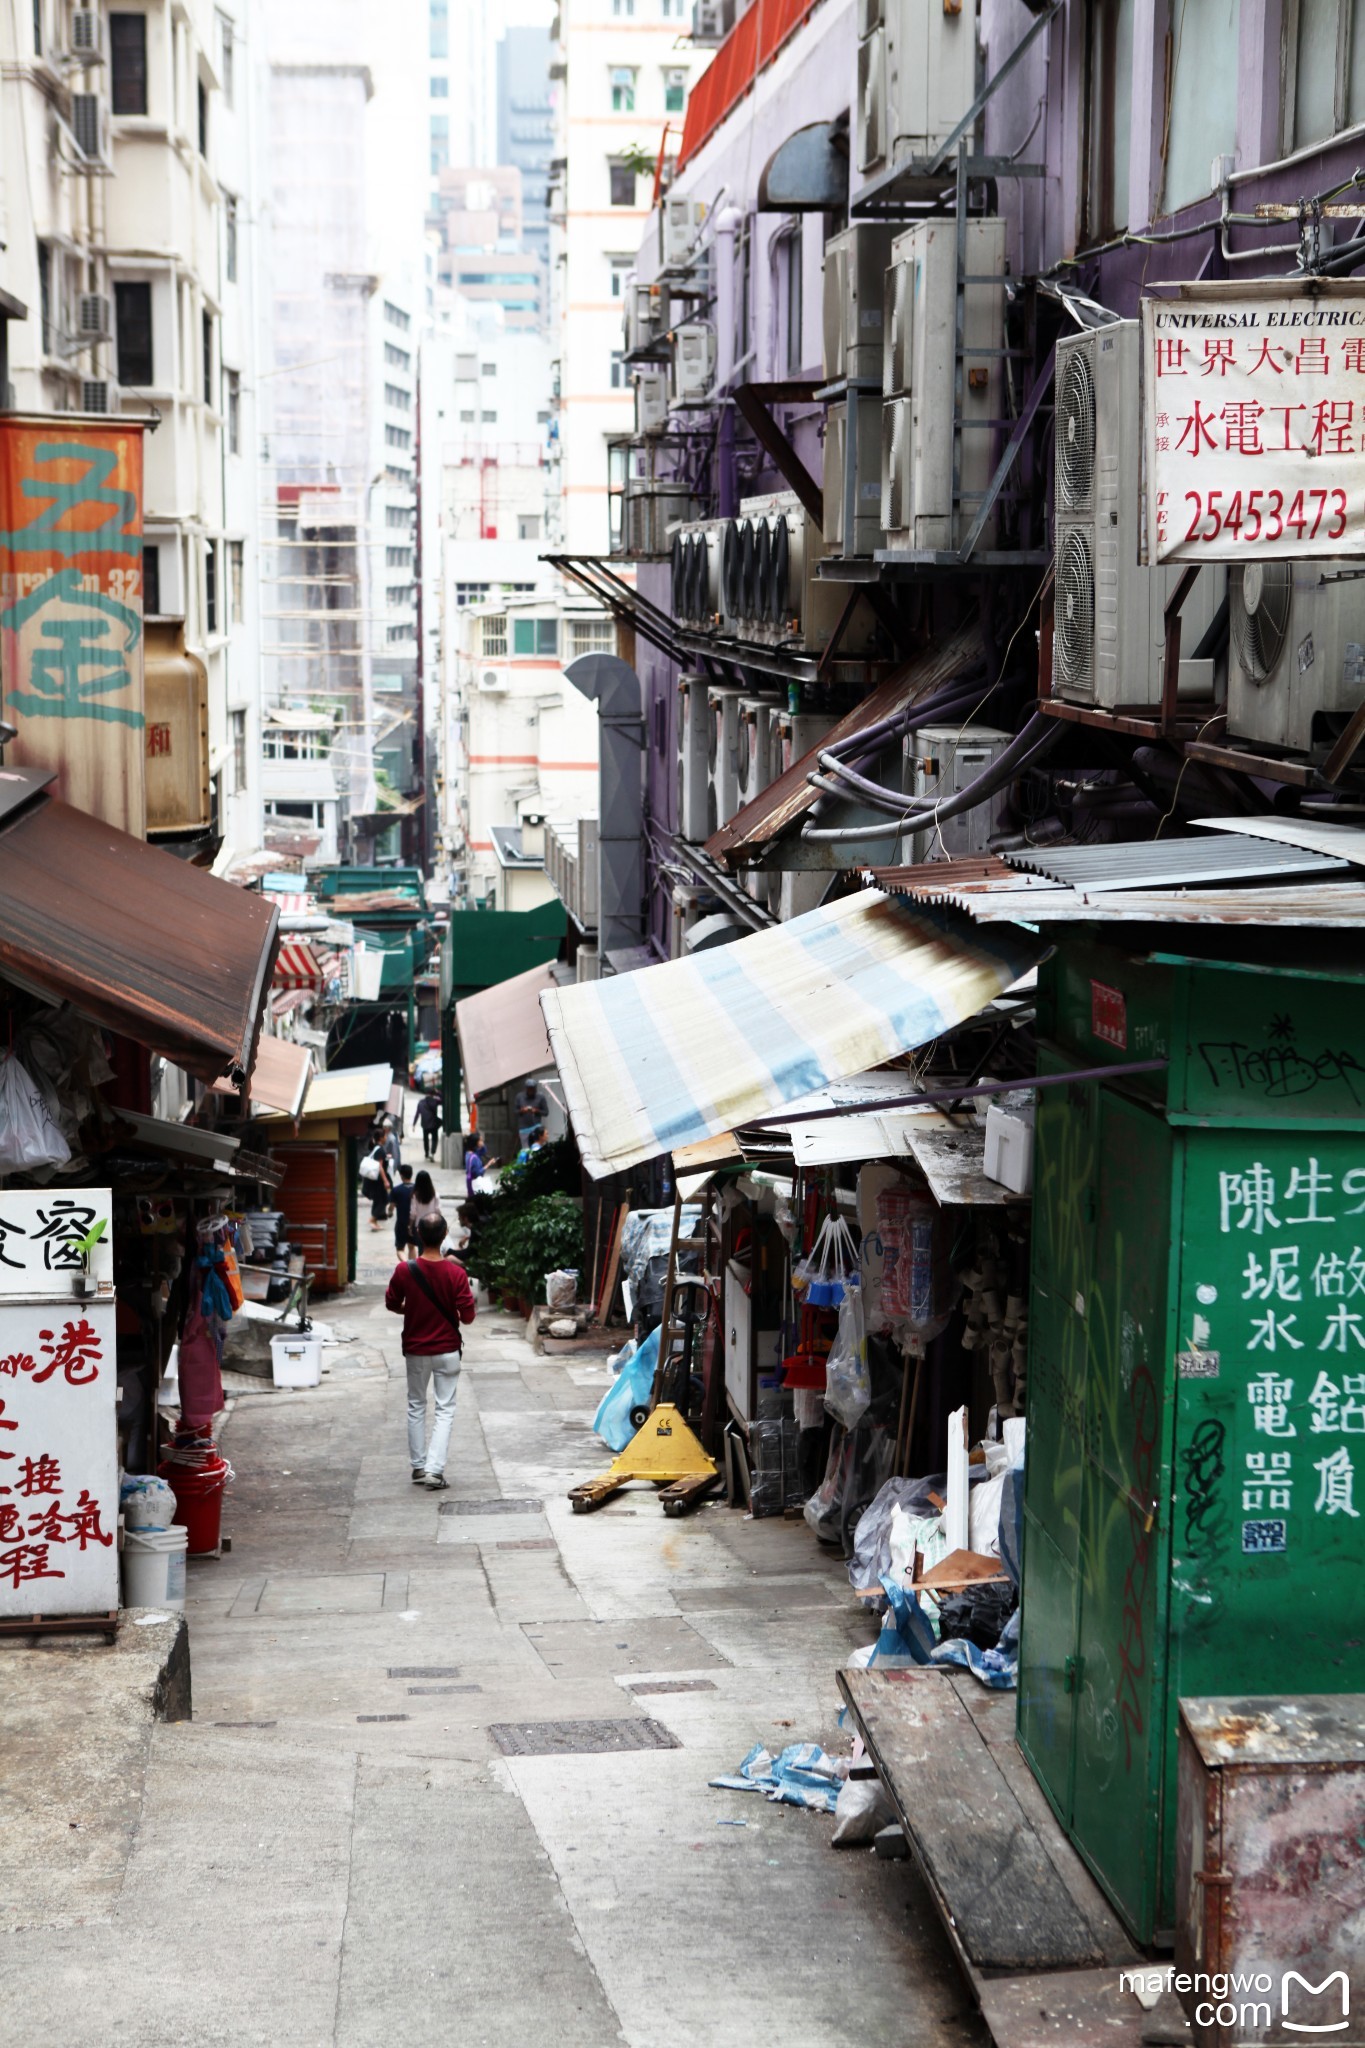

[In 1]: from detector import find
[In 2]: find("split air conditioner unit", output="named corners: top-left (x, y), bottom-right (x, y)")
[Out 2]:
top-left (635, 368), bottom-right (669, 436)
top-left (902, 724), bottom-right (1013, 865)
top-left (881, 217), bottom-right (1006, 552)
top-left (625, 282), bottom-right (662, 353)
top-left (670, 521), bottom-right (723, 632)
top-left (678, 673), bottom-right (713, 841)
top-left (80, 377), bottom-right (117, 413)
top-left (1052, 321), bottom-right (1223, 710)
top-left (771, 709), bottom-right (837, 780)
top-left (1227, 564), bottom-right (1365, 757)
top-left (735, 696), bottom-right (779, 811)
top-left (723, 492), bottom-right (882, 654)
top-left (856, 0), bottom-right (980, 181)
top-left (671, 321), bottom-right (716, 406)
top-left (767, 869), bottom-right (829, 922)
top-left (822, 223), bottom-right (896, 384)
top-left (70, 93), bottom-right (112, 169)
top-left (692, 0), bottom-right (726, 43)
top-left (825, 397), bottom-right (885, 557)
top-left (706, 684), bottom-right (745, 835)
top-left (670, 884), bottom-right (710, 959)
top-left (661, 193), bottom-right (707, 271)
top-left (78, 292), bottom-right (111, 339)
top-left (69, 9), bottom-right (106, 60)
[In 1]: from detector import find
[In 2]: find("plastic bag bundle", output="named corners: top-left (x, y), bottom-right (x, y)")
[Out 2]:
top-left (793, 1212), bottom-right (860, 1308)
top-left (544, 1268), bottom-right (578, 1311)
top-left (0, 1052), bottom-right (72, 1172)
top-left (592, 1325), bottom-right (660, 1452)
top-left (822, 1281), bottom-right (871, 1430)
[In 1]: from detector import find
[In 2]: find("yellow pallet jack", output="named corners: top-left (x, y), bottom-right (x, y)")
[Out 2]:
top-left (569, 1192), bottom-right (720, 1517)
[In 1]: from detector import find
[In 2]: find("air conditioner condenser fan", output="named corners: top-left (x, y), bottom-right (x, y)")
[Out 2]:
top-left (1231, 561), bottom-right (1292, 684)
top-left (1057, 346), bottom-right (1096, 511)
top-left (1055, 527), bottom-right (1095, 693)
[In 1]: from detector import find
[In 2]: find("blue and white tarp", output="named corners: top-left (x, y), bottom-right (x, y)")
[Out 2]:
top-left (540, 893), bottom-right (1042, 1178)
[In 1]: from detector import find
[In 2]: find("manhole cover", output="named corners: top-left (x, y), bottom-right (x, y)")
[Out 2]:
top-left (626, 1679), bottom-right (717, 1696)
top-left (488, 1718), bottom-right (680, 1757)
top-left (440, 1498), bottom-right (543, 1516)
top-left (388, 1666), bottom-right (459, 1679)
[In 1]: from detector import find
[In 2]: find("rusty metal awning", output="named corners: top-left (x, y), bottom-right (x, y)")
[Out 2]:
top-left (705, 621), bottom-right (983, 867)
top-left (456, 961), bottom-right (559, 1100)
top-left (0, 791), bottom-right (279, 1081)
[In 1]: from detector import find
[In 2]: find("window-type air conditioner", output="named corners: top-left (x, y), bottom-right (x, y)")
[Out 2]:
top-left (70, 93), bottom-right (112, 168)
top-left (671, 321), bottom-right (715, 405)
top-left (1052, 322), bottom-right (1223, 709)
top-left (635, 368), bottom-right (669, 436)
top-left (677, 674), bottom-right (713, 841)
top-left (706, 684), bottom-right (744, 834)
top-left (691, 0), bottom-right (725, 46)
top-left (625, 281), bottom-right (663, 354)
top-left (661, 192), bottom-right (706, 270)
top-left (80, 377), bottom-right (116, 413)
top-left (902, 724), bottom-right (1013, 865)
top-left (69, 9), bottom-right (106, 61)
top-left (824, 398), bottom-right (884, 557)
top-left (881, 217), bottom-right (1005, 552)
top-left (78, 292), bottom-right (111, 338)
top-left (858, 0), bottom-right (980, 180)
top-left (822, 223), bottom-right (895, 384)
top-left (1227, 564), bottom-right (1365, 757)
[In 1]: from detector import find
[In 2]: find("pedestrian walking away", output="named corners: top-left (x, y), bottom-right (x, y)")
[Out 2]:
top-left (385, 1214), bottom-right (477, 1488)
top-left (380, 1114), bottom-right (403, 1175)
top-left (391, 1162), bottom-right (415, 1256)
top-left (409, 1168), bottom-right (442, 1245)
top-left (413, 1085), bottom-right (442, 1160)
top-left (360, 1136), bottom-right (392, 1230)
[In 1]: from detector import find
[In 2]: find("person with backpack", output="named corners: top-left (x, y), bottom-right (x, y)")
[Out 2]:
top-left (384, 1214), bottom-right (477, 1489)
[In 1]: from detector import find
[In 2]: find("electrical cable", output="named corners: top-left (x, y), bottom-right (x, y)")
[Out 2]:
top-left (800, 717), bottom-right (1063, 845)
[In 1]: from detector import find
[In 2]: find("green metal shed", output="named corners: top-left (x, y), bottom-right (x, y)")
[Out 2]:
top-left (1019, 928), bottom-right (1365, 1945)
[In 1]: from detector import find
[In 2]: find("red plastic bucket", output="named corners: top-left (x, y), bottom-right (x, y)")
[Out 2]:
top-left (158, 1455), bottom-right (228, 1555)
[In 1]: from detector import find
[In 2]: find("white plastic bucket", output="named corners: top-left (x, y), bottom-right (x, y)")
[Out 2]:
top-left (122, 1525), bottom-right (189, 1613)
top-left (270, 1332), bottom-right (322, 1387)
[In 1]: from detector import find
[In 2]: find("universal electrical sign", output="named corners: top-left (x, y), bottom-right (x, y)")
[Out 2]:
top-left (1141, 281), bottom-right (1365, 562)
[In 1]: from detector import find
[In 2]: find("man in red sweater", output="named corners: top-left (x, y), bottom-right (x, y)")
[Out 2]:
top-left (384, 1214), bottom-right (478, 1490)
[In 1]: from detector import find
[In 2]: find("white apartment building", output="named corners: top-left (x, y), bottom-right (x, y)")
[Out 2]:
top-left (551, 0), bottom-right (701, 552)
top-left (0, 0), bottom-right (262, 849)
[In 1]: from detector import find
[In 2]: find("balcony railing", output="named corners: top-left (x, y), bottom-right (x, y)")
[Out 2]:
top-left (678, 0), bottom-right (823, 169)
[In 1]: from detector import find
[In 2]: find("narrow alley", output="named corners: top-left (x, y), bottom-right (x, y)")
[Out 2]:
top-left (0, 1156), bottom-right (981, 2048)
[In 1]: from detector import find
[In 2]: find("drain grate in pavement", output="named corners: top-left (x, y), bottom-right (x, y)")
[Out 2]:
top-left (625, 1679), bottom-right (717, 1696)
top-left (214, 1719), bottom-right (278, 1727)
top-left (388, 1665), bottom-right (459, 1679)
top-left (488, 1718), bottom-right (680, 1757)
top-left (495, 1538), bottom-right (557, 1551)
top-left (440, 1497), bottom-right (543, 1516)
top-left (407, 1684), bottom-right (482, 1695)
top-left (357, 1713), bottom-right (411, 1723)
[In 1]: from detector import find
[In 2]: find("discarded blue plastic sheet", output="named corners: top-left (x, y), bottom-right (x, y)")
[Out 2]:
top-left (930, 1608), bottom-right (1020, 1690)
top-left (592, 1325), bottom-right (661, 1453)
top-left (708, 1741), bottom-right (842, 1814)
top-left (869, 1573), bottom-right (936, 1668)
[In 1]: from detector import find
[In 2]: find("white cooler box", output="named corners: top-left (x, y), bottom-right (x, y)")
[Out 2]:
top-left (270, 1332), bottom-right (322, 1387)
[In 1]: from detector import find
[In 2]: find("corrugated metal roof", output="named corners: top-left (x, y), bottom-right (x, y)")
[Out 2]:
top-left (1193, 816), bottom-right (1365, 868)
top-left (866, 858), bottom-right (1365, 926)
top-left (704, 621), bottom-right (984, 865)
top-left (0, 794), bottom-right (278, 1082)
top-left (1003, 835), bottom-right (1348, 890)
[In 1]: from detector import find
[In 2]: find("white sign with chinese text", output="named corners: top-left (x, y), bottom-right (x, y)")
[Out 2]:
top-left (0, 1190), bottom-right (113, 1297)
top-left (0, 1299), bottom-right (117, 1615)
top-left (1142, 283), bottom-right (1365, 562)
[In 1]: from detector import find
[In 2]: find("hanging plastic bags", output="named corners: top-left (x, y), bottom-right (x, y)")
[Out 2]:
top-left (0, 1052), bottom-right (72, 1172)
top-left (793, 1211), bottom-right (860, 1308)
top-left (823, 1280), bottom-right (870, 1430)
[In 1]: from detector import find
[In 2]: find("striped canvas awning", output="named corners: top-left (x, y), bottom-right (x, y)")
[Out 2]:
top-left (540, 890), bottom-right (1043, 1178)
top-left (273, 939), bottom-right (324, 990)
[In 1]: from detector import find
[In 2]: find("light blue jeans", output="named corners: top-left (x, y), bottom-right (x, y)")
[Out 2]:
top-left (405, 1351), bottom-right (461, 1475)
